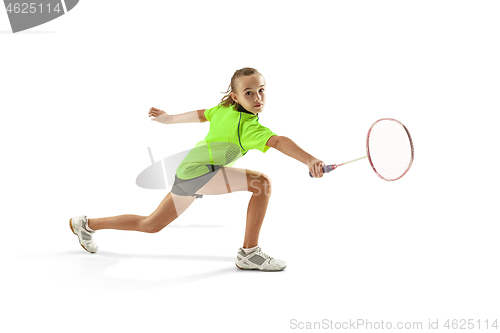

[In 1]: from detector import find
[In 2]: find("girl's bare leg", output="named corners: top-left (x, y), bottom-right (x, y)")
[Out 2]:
top-left (87, 166), bottom-right (271, 244)
top-left (88, 214), bottom-right (146, 232)
top-left (87, 192), bottom-right (196, 233)
top-left (196, 167), bottom-right (272, 248)
top-left (241, 187), bottom-right (270, 248)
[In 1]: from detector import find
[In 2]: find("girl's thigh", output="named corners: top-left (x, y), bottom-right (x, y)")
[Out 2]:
top-left (196, 167), bottom-right (265, 195)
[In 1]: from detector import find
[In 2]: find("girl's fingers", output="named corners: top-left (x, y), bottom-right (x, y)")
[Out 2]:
top-left (149, 106), bottom-right (160, 117)
top-left (317, 163), bottom-right (324, 177)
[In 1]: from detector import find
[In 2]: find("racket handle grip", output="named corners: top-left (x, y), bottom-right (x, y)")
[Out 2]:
top-left (309, 164), bottom-right (337, 178)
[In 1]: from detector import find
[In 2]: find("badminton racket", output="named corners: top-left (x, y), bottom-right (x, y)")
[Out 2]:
top-left (310, 118), bottom-right (414, 181)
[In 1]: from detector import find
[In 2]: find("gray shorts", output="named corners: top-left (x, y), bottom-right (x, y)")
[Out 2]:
top-left (171, 164), bottom-right (222, 199)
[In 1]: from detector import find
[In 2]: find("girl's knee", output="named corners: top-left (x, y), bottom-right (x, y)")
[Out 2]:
top-left (248, 172), bottom-right (272, 196)
top-left (142, 216), bottom-right (167, 233)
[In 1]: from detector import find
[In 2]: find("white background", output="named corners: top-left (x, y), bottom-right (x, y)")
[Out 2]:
top-left (1, 1), bottom-right (499, 332)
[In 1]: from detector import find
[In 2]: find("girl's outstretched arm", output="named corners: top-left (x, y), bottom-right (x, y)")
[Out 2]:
top-left (267, 135), bottom-right (326, 178)
top-left (149, 107), bottom-right (207, 124)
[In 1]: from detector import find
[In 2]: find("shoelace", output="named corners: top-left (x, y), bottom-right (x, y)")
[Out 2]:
top-left (256, 248), bottom-right (274, 261)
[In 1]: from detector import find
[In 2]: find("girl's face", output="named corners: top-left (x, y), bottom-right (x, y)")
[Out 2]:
top-left (231, 74), bottom-right (266, 114)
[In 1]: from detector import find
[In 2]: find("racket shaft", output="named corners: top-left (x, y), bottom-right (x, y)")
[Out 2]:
top-left (337, 156), bottom-right (367, 167)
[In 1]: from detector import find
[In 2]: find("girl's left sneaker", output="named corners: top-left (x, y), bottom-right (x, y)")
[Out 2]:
top-left (69, 215), bottom-right (98, 253)
top-left (235, 246), bottom-right (286, 271)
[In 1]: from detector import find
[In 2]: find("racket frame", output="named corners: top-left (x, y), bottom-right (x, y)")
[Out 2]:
top-left (366, 118), bottom-right (414, 181)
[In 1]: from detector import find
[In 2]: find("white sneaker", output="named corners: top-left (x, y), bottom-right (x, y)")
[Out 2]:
top-left (69, 215), bottom-right (98, 253)
top-left (235, 246), bottom-right (286, 271)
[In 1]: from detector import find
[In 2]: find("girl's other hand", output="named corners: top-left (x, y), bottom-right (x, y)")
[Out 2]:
top-left (308, 158), bottom-right (325, 178)
top-left (149, 107), bottom-right (172, 124)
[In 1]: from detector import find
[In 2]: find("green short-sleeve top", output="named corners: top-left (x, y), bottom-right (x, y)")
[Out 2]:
top-left (175, 103), bottom-right (277, 179)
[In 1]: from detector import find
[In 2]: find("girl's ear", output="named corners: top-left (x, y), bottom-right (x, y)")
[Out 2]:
top-left (230, 91), bottom-right (238, 103)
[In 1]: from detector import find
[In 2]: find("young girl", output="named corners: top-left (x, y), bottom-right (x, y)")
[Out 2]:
top-left (70, 67), bottom-right (326, 272)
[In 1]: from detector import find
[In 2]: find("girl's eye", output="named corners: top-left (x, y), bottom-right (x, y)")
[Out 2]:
top-left (246, 89), bottom-right (264, 95)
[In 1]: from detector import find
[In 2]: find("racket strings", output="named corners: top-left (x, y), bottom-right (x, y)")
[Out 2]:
top-left (368, 119), bottom-right (413, 181)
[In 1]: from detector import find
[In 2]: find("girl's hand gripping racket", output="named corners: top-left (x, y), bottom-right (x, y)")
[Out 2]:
top-left (309, 118), bottom-right (414, 181)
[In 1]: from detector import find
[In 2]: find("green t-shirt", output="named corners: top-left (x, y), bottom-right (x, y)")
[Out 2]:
top-left (176, 103), bottom-right (277, 179)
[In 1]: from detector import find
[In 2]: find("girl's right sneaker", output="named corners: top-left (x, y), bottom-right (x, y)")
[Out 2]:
top-left (69, 215), bottom-right (98, 253)
top-left (235, 246), bottom-right (286, 271)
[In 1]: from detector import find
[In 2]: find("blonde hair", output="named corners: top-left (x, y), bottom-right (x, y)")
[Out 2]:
top-left (220, 67), bottom-right (263, 108)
